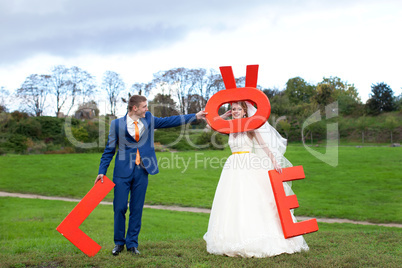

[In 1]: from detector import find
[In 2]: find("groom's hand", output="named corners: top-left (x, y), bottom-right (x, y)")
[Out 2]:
top-left (196, 110), bottom-right (207, 120)
top-left (95, 174), bottom-right (104, 185)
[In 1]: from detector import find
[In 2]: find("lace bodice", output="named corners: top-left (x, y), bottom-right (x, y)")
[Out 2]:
top-left (228, 133), bottom-right (254, 153)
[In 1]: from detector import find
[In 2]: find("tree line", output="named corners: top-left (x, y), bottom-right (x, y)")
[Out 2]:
top-left (1, 65), bottom-right (401, 118)
top-left (0, 65), bottom-right (401, 155)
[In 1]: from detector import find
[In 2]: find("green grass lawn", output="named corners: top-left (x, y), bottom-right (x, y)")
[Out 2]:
top-left (1, 146), bottom-right (401, 223)
top-left (0, 197), bottom-right (400, 268)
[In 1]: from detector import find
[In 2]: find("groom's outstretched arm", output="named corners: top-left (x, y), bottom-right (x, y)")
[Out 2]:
top-left (153, 110), bottom-right (207, 129)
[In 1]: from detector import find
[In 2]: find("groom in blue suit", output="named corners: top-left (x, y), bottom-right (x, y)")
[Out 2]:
top-left (95, 95), bottom-right (206, 255)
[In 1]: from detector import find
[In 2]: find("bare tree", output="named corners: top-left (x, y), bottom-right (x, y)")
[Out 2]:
top-left (50, 65), bottom-right (96, 116)
top-left (80, 72), bottom-right (97, 103)
top-left (50, 65), bottom-right (70, 117)
top-left (185, 94), bottom-right (206, 114)
top-left (235, 76), bottom-right (246, 88)
top-left (188, 68), bottom-right (206, 110)
top-left (102, 71), bottom-right (125, 115)
top-left (151, 67), bottom-right (228, 114)
top-left (205, 70), bottom-right (225, 98)
top-left (153, 68), bottom-right (199, 114)
top-left (130, 82), bottom-right (153, 97)
top-left (65, 66), bottom-right (96, 115)
top-left (121, 82), bottom-right (153, 105)
top-left (17, 74), bottom-right (51, 116)
top-left (192, 68), bottom-right (225, 109)
top-left (152, 74), bottom-right (172, 97)
top-left (0, 86), bottom-right (9, 112)
top-left (148, 93), bottom-right (178, 117)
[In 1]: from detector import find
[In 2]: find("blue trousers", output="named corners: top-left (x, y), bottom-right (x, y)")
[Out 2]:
top-left (113, 164), bottom-right (148, 249)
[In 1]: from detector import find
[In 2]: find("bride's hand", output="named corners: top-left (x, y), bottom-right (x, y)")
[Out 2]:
top-left (274, 162), bottom-right (282, 174)
top-left (221, 110), bottom-right (232, 119)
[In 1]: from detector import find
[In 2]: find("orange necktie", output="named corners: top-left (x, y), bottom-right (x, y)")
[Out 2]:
top-left (134, 121), bottom-right (141, 165)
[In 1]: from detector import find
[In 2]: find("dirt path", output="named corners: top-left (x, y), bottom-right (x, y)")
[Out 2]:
top-left (1, 191), bottom-right (401, 228)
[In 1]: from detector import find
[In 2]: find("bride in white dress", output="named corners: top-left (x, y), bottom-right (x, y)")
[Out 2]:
top-left (203, 101), bottom-right (309, 258)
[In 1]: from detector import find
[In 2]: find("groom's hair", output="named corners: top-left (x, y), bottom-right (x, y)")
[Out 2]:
top-left (128, 95), bottom-right (147, 111)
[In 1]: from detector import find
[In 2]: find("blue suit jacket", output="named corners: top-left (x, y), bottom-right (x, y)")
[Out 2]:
top-left (98, 111), bottom-right (196, 177)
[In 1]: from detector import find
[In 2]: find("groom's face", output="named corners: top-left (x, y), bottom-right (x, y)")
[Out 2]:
top-left (134, 101), bottom-right (148, 118)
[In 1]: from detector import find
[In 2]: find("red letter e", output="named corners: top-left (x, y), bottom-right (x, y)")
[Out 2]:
top-left (268, 166), bottom-right (319, 238)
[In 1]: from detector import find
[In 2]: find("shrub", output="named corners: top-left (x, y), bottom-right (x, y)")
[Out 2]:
top-left (2, 134), bottom-right (28, 153)
top-left (26, 139), bottom-right (47, 154)
top-left (195, 131), bottom-right (225, 150)
top-left (85, 121), bottom-right (100, 142)
top-left (15, 118), bottom-right (42, 139)
top-left (71, 126), bottom-right (90, 143)
top-left (35, 116), bottom-right (64, 138)
top-left (10, 111), bottom-right (29, 121)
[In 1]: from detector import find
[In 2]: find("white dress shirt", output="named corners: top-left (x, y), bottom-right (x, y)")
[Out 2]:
top-left (127, 115), bottom-right (144, 140)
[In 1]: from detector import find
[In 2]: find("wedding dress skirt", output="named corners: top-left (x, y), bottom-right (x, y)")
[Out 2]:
top-left (203, 133), bottom-right (309, 258)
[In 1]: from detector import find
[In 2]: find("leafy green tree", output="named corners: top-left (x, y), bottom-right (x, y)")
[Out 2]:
top-left (313, 76), bottom-right (360, 114)
top-left (285, 77), bottom-right (315, 104)
top-left (292, 102), bottom-right (319, 117)
top-left (313, 83), bottom-right (334, 109)
top-left (337, 95), bottom-right (360, 115)
top-left (320, 77), bottom-right (359, 101)
top-left (262, 87), bottom-right (281, 99)
top-left (277, 119), bottom-right (291, 139)
top-left (366, 82), bottom-right (395, 115)
top-left (394, 93), bottom-right (402, 111)
top-left (0, 110), bottom-right (10, 133)
top-left (270, 94), bottom-right (291, 116)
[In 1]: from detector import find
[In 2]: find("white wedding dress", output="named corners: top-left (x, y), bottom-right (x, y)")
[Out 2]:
top-left (203, 132), bottom-right (309, 258)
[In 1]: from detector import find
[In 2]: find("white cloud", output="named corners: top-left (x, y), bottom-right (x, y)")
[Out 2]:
top-left (1, 0), bottom-right (401, 114)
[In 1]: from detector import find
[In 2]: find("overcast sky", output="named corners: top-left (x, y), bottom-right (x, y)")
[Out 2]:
top-left (1, 0), bottom-right (401, 115)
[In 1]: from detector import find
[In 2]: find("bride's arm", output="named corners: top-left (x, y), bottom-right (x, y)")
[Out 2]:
top-left (205, 110), bottom-right (232, 130)
top-left (221, 110), bottom-right (232, 119)
top-left (250, 131), bottom-right (282, 173)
